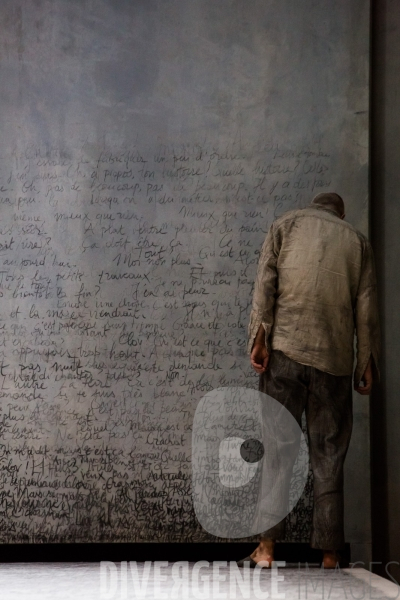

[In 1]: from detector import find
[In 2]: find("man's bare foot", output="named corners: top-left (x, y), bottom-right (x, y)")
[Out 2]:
top-left (249, 539), bottom-right (275, 567)
top-left (322, 550), bottom-right (340, 569)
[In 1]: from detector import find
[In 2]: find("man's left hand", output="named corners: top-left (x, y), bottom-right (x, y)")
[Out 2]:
top-left (251, 344), bottom-right (270, 374)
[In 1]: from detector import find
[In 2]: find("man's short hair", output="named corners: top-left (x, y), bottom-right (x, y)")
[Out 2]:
top-left (309, 193), bottom-right (345, 217)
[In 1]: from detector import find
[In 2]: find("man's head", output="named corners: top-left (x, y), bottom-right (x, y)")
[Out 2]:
top-left (309, 193), bottom-right (345, 219)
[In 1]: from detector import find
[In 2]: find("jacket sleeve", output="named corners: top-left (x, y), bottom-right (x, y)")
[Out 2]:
top-left (353, 238), bottom-right (381, 384)
top-left (247, 222), bottom-right (281, 355)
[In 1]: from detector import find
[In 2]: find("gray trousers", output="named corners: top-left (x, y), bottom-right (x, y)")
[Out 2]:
top-left (258, 349), bottom-right (353, 551)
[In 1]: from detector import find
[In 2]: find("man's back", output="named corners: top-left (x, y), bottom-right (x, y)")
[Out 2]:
top-left (248, 204), bottom-right (380, 384)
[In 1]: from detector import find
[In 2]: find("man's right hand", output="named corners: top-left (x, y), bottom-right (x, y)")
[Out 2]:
top-left (354, 356), bottom-right (373, 395)
top-left (251, 343), bottom-right (270, 374)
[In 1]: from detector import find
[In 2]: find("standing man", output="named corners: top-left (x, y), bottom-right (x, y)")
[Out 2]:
top-left (238, 192), bottom-right (380, 569)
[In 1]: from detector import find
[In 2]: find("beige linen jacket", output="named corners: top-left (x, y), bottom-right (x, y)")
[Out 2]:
top-left (247, 205), bottom-right (381, 385)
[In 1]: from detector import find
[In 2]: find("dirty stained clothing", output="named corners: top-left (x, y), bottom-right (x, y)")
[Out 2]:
top-left (247, 204), bottom-right (381, 550)
top-left (259, 349), bottom-right (353, 550)
top-left (247, 205), bottom-right (381, 385)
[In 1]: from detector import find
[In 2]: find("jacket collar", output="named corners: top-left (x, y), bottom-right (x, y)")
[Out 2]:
top-left (306, 204), bottom-right (342, 218)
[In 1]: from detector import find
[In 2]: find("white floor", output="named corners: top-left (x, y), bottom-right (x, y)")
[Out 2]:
top-left (0, 562), bottom-right (398, 599)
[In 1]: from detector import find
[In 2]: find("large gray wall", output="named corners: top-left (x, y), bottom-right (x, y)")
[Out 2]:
top-left (0, 0), bottom-right (371, 555)
top-left (371, 0), bottom-right (400, 582)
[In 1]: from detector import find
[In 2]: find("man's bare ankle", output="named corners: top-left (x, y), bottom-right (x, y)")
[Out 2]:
top-left (259, 538), bottom-right (275, 547)
top-left (251, 539), bottom-right (275, 559)
top-left (322, 549), bottom-right (341, 568)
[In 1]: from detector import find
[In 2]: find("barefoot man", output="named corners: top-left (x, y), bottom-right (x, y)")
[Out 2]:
top-left (238, 193), bottom-right (380, 569)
